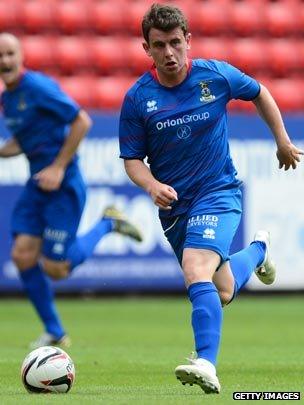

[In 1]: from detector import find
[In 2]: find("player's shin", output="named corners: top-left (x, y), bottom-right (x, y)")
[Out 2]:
top-left (66, 218), bottom-right (113, 271)
top-left (188, 281), bottom-right (222, 365)
top-left (228, 241), bottom-right (266, 303)
top-left (19, 264), bottom-right (65, 338)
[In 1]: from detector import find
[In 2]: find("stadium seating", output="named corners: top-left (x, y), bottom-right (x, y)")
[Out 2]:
top-left (0, 0), bottom-right (303, 111)
top-left (190, 38), bottom-right (229, 62)
top-left (264, 1), bottom-right (299, 37)
top-left (21, 36), bottom-right (55, 71)
top-left (268, 79), bottom-right (304, 112)
top-left (189, 1), bottom-right (230, 36)
top-left (125, 38), bottom-right (152, 75)
top-left (125, 1), bottom-right (150, 35)
top-left (21, 1), bottom-right (54, 33)
top-left (53, 0), bottom-right (89, 34)
top-left (229, 2), bottom-right (263, 36)
top-left (90, 37), bottom-right (128, 74)
top-left (94, 77), bottom-right (135, 109)
top-left (266, 39), bottom-right (299, 77)
top-left (0, 2), bottom-right (18, 31)
top-left (89, 1), bottom-right (124, 34)
top-left (228, 98), bottom-right (256, 113)
top-left (229, 39), bottom-right (266, 74)
top-left (55, 37), bottom-right (91, 74)
top-left (60, 76), bottom-right (95, 108)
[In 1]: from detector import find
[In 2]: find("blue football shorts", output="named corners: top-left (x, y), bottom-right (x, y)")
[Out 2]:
top-left (11, 174), bottom-right (86, 261)
top-left (160, 188), bottom-right (242, 266)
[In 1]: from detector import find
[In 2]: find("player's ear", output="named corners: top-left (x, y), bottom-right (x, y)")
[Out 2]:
top-left (143, 42), bottom-right (151, 57)
top-left (185, 33), bottom-right (191, 50)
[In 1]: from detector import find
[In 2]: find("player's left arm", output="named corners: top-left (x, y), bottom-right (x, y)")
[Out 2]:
top-left (252, 84), bottom-right (303, 170)
top-left (34, 110), bottom-right (92, 191)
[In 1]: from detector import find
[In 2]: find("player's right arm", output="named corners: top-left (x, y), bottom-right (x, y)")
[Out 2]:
top-left (0, 137), bottom-right (22, 157)
top-left (124, 159), bottom-right (178, 210)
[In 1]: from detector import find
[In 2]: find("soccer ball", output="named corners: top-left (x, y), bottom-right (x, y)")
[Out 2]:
top-left (21, 346), bottom-right (75, 393)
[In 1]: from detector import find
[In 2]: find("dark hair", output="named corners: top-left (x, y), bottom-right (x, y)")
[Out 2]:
top-left (142, 3), bottom-right (188, 43)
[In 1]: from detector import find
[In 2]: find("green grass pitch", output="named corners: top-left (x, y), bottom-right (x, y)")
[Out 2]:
top-left (0, 296), bottom-right (303, 404)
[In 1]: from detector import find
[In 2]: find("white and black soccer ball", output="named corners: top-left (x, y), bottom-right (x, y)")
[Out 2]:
top-left (21, 346), bottom-right (75, 393)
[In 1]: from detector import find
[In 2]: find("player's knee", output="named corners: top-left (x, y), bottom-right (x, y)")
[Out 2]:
top-left (218, 290), bottom-right (233, 306)
top-left (42, 258), bottom-right (70, 280)
top-left (182, 259), bottom-right (212, 285)
top-left (11, 246), bottom-right (39, 270)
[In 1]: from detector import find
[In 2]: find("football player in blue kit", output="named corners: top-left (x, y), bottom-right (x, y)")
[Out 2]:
top-left (0, 33), bottom-right (142, 349)
top-left (119, 4), bottom-right (303, 394)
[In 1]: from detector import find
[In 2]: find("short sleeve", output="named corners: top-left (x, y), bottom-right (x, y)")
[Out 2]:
top-left (218, 61), bottom-right (260, 101)
top-left (34, 77), bottom-right (80, 123)
top-left (119, 93), bottom-right (146, 160)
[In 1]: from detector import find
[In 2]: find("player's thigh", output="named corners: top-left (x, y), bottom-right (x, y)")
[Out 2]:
top-left (161, 215), bottom-right (221, 285)
top-left (42, 185), bottom-right (85, 264)
top-left (11, 234), bottom-right (42, 270)
top-left (182, 247), bottom-right (221, 286)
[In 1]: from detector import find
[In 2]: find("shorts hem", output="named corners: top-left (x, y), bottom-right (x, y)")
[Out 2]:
top-left (183, 243), bottom-right (228, 265)
top-left (11, 229), bottom-right (42, 238)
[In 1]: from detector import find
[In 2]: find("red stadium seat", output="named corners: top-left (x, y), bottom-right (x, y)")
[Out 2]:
top-left (296, 41), bottom-right (304, 71)
top-left (20, 1), bottom-right (54, 33)
top-left (21, 36), bottom-right (55, 71)
top-left (0, 3), bottom-right (17, 31)
top-left (54, 0), bottom-right (89, 34)
top-left (125, 38), bottom-right (152, 75)
top-left (189, 2), bottom-right (230, 35)
top-left (59, 76), bottom-right (95, 108)
top-left (125, 2), bottom-right (151, 35)
top-left (230, 39), bottom-right (266, 75)
top-left (264, 2), bottom-right (298, 36)
top-left (254, 76), bottom-right (273, 91)
top-left (89, 37), bottom-right (127, 74)
top-left (190, 38), bottom-right (230, 62)
top-left (228, 99), bottom-right (256, 114)
top-left (229, 2), bottom-right (264, 36)
top-left (94, 77), bottom-right (135, 109)
top-left (55, 37), bottom-right (91, 74)
top-left (299, 5), bottom-right (304, 36)
top-left (268, 79), bottom-right (304, 112)
top-left (266, 39), bottom-right (299, 77)
top-left (89, 1), bottom-right (124, 34)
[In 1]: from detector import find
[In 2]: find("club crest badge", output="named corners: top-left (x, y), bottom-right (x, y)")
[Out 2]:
top-left (199, 81), bottom-right (215, 103)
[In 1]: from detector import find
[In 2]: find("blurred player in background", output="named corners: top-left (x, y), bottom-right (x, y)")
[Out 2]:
top-left (0, 33), bottom-right (142, 349)
top-left (119, 4), bottom-right (303, 395)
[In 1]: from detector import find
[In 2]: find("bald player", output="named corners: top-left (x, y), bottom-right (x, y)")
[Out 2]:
top-left (0, 33), bottom-right (142, 348)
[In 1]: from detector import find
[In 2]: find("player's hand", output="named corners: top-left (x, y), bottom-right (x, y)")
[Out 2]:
top-left (33, 164), bottom-right (65, 191)
top-left (148, 181), bottom-right (178, 210)
top-left (276, 142), bottom-right (304, 170)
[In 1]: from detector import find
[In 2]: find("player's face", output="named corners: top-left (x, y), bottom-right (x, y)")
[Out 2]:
top-left (0, 35), bottom-right (23, 87)
top-left (143, 27), bottom-right (190, 82)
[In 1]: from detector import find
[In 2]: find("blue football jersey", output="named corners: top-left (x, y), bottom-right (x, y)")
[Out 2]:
top-left (1, 70), bottom-right (80, 176)
top-left (119, 59), bottom-right (260, 218)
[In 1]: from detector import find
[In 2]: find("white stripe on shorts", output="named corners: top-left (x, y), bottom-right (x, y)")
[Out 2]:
top-left (163, 216), bottom-right (180, 234)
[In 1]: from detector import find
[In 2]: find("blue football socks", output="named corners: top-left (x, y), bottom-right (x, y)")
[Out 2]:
top-left (188, 281), bottom-right (222, 365)
top-left (229, 241), bottom-right (266, 299)
top-left (67, 218), bottom-right (113, 271)
top-left (19, 264), bottom-right (65, 339)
